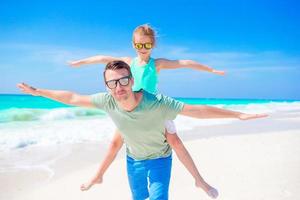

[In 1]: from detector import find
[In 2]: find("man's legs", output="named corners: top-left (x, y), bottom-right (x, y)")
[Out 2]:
top-left (127, 155), bottom-right (172, 200)
top-left (148, 155), bottom-right (172, 200)
top-left (126, 156), bottom-right (149, 200)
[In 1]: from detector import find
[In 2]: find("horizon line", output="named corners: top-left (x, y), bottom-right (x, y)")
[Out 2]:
top-left (1, 93), bottom-right (300, 102)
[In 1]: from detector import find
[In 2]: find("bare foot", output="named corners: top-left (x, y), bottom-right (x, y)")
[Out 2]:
top-left (80, 182), bottom-right (93, 191)
top-left (80, 176), bottom-right (103, 191)
top-left (195, 181), bottom-right (219, 199)
top-left (207, 187), bottom-right (219, 199)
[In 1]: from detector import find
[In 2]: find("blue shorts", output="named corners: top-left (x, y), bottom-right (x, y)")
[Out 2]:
top-left (126, 155), bottom-right (172, 200)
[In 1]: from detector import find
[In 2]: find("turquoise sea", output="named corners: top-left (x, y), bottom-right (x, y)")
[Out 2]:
top-left (1, 94), bottom-right (299, 123)
top-left (1, 94), bottom-right (299, 152)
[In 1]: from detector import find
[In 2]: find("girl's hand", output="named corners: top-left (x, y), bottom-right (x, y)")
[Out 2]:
top-left (67, 60), bottom-right (82, 67)
top-left (212, 69), bottom-right (226, 76)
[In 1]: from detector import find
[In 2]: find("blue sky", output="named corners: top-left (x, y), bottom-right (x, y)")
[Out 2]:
top-left (1, 0), bottom-right (300, 99)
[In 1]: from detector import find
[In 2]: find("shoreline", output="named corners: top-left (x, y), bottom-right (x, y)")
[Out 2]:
top-left (11, 129), bottom-right (300, 200)
top-left (0, 141), bottom-right (125, 200)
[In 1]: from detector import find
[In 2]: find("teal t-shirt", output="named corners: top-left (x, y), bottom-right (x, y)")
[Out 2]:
top-left (130, 57), bottom-right (158, 94)
top-left (91, 90), bottom-right (184, 160)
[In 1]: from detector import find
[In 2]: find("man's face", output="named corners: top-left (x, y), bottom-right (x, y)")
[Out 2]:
top-left (104, 69), bottom-right (134, 102)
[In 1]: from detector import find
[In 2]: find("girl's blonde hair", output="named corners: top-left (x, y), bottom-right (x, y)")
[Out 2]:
top-left (132, 24), bottom-right (157, 46)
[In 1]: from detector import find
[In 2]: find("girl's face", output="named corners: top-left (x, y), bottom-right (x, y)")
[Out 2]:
top-left (133, 34), bottom-right (153, 59)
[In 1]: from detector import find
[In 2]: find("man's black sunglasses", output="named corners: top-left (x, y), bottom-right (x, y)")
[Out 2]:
top-left (105, 75), bottom-right (132, 89)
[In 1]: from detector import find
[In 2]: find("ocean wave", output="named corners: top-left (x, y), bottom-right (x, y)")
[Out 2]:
top-left (221, 101), bottom-right (300, 113)
top-left (0, 118), bottom-right (116, 152)
top-left (1, 101), bottom-right (299, 152)
top-left (0, 107), bottom-right (107, 123)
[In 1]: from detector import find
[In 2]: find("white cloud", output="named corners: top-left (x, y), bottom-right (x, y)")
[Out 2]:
top-left (154, 44), bottom-right (300, 72)
top-left (0, 42), bottom-right (131, 67)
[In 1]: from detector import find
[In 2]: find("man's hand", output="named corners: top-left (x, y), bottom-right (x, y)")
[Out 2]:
top-left (238, 113), bottom-right (268, 120)
top-left (17, 83), bottom-right (39, 96)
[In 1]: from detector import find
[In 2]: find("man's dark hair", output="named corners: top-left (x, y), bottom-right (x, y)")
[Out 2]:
top-left (103, 60), bottom-right (132, 81)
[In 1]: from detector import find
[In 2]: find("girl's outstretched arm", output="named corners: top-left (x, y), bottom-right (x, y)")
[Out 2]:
top-left (68, 56), bottom-right (131, 67)
top-left (156, 58), bottom-right (225, 75)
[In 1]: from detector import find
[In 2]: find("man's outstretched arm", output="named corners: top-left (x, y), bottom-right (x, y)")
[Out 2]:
top-left (17, 83), bottom-right (94, 108)
top-left (180, 104), bottom-right (268, 120)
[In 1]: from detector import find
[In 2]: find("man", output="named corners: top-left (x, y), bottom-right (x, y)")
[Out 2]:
top-left (17, 60), bottom-right (267, 200)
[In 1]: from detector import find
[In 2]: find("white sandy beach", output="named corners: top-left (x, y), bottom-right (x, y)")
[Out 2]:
top-left (2, 112), bottom-right (300, 200)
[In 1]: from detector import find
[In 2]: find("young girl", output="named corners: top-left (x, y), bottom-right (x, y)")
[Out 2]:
top-left (70, 24), bottom-right (224, 198)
